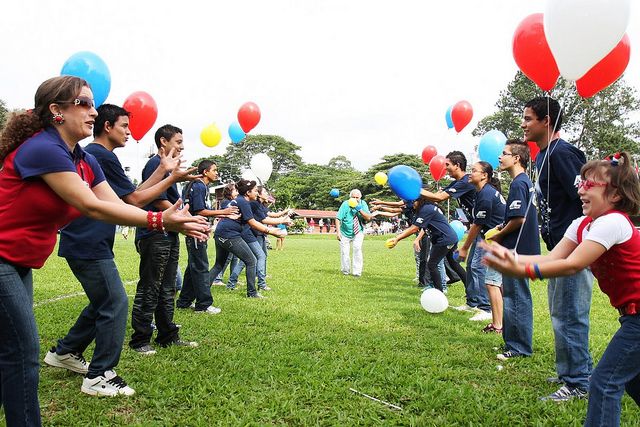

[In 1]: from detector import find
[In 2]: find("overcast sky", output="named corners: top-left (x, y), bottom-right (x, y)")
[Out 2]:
top-left (2, 0), bottom-right (639, 177)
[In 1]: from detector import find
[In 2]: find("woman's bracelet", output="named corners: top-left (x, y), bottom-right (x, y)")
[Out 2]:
top-left (147, 211), bottom-right (165, 233)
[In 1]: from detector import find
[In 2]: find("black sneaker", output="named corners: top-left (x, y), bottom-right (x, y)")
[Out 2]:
top-left (132, 344), bottom-right (156, 356)
top-left (539, 385), bottom-right (588, 402)
top-left (171, 339), bottom-right (199, 348)
top-left (496, 350), bottom-right (524, 361)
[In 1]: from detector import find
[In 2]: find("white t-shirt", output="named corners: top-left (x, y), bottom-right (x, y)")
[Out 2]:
top-left (564, 213), bottom-right (634, 250)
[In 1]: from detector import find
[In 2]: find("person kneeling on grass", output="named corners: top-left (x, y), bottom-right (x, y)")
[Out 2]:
top-left (482, 152), bottom-right (640, 426)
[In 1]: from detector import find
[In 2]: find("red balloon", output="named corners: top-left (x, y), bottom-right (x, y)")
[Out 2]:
top-left (576, 34), bottom-right (630, 98)
top-left (237, 102), bottom-right (261, 133)
top-left (421, 145), bottom-right (438, 164)
top-left (451, 101), bottom-right (473, 133)
top-left (512, 13), bottom-right (560, 92)
top-left (123, 91), bottom-right (158, 141)
top-left (429, 155), bottom-right (447, 181)
top-left (527, 141), bottom-right (540, 161)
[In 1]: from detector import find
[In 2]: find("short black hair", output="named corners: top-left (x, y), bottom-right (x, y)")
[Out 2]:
top-left (525, 97), bottom-right (563, 131)
top-left (197, 160), bottom-right (216, 175)
top-left (446, 150), bottom-right (467, 171)
top-left (236, 179), bottom-right (257, 196)
top-left (154, 124), bottom-right (182, 148)
top-left (94, 104), bottom-right (129, 138)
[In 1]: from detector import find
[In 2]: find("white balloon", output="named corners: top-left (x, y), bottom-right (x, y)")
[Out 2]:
top-left (544, 0), bottom-right (630, 81)
top-left (241, 168), bottom-right (259, 182)
top-left (420, 288), bottom-right (448, 314)
top-left (250, 153), bottom-right (273, 183)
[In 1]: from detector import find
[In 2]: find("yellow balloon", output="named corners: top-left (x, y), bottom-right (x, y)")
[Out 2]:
top-left (200, 124), bottom-right (222, 148)
top-left (374, 172), bottom-right (388, 186)
top-left (348, 198), bottom-right (358, 208)
top-left (385, 238), bottom-right (395, 248)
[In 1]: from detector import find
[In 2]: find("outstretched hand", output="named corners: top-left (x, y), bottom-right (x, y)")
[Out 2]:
top-left (479, 240), bottom-right (522, 277)
top-left (162, 199), bottom-right (210, 240)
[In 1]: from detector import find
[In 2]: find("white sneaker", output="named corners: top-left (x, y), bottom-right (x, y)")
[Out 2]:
top-left (469, 310), bottom-right (493, 321)
top-left (81, 370), bottom-right (135, 397)
top-left (451, 304), bottom-right (475, 312)
top-left (44, 348), bottom-right (89, 374)
top-left (196, 306), bottom-right (221, 314)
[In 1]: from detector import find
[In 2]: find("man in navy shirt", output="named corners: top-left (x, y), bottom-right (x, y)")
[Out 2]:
top-left (491, 140), bottom-right (541, 360)
top-left (130, 125), bottom-right (200, 354)
top-left (176, 160), bottom-right (237, 312)
top-left (421, 151), bottom-right (489, 314)
top-left (49, 105), bottom-right (196, 396)
top-left (523, 97), bottom-right (593, 402)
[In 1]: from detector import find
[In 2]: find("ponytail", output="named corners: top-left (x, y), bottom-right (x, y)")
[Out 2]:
top-left (0, 111), bottom-right (44, 163)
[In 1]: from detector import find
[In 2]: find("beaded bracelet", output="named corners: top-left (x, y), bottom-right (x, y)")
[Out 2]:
top-left (147, 211), bottom-right (165, 233)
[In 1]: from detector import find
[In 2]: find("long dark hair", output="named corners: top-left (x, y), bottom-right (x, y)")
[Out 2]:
top-left (476, 161), bottom-right (501, 193)
top-left (0, 76), bottom-right (87, 162)
top-left (236, 179), bottom-right (257, 196)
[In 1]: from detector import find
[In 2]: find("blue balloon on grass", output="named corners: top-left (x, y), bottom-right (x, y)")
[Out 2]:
top-left (60, 51), bottom-right (111, 107)
top-left (445, 105), bottom-right (454, 129)
top-left (449, 220), bottom-right (466, 241)
top-left (228, 122), bottom-right (246, 144)
top-left (387, 165), bottom-right (422, 201)
top-left (330, 188), bottom-right (339, 197)
top-left (478, 129), bottom-right (507, 169)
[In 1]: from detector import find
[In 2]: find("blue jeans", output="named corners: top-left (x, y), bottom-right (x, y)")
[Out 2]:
top-left (57, 258), bottom-right (128, 378)
top-left (465, 237), bottom-right (491, 311)
top-left (228, 240), bottom-right (266, 289)
top-left (502, 276), bottom-right (533, 356)
top-left (130, 233), bottom-right (180, 348)
top-left (177, 237), bottom-right (213, 311)
top-left (0, 259), bottom-right (41, 427)
top-left (548, 269), bottom-right (594, 389)
top-left (212, 253), bottom-right (238, 283)
top-left (209, 236), bottom-right (258, 297)
top-left (585, 314), bottom-right (640, 427)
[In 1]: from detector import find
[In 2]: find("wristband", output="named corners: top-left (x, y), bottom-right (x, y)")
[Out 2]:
top-left (147, 211), bottom-right (165, 233)
top-left (533, 263), bottom-right (544, 280)
top-left (524, 263), bottom-right (536, 280)
top-left (354, 205), bottom-right (362, 212)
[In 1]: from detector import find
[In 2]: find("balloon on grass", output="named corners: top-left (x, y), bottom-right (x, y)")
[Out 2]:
top-left (478, 130), bottom-right (507, 169)
top-left (228, 122), bottom-right (246, 144)
top-left (61, 51), bottom-right (111, 107)
top-left (123, 91), bottom-right (158, 141)
top-left (429, 155), bottom-right (447, 181)
top-left (374, 172), bottom-right (388, 185)
top-left (420, 288), bottom-right (448, 313)
top-left (200, 124), bottom-right (222, 148)
top-left (238, 102), bottom-right (261, 133)
top-left (388, 165), bottom-right (422, 201)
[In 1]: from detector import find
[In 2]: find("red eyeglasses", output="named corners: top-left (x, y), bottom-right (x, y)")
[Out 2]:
top-left (577, 179), bottom-right (607, 191)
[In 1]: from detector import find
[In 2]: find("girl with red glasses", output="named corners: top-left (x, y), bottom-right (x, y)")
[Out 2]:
top-left (482, 152), bottom-right (640, 426)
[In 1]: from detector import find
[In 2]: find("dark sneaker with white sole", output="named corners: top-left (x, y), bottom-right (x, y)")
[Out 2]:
top-left (131, 344), bottom-right (157, 355)
top-left (539, 385), bottom-right (588, 402)
top-left (44, 347), bottom-right (88, 374)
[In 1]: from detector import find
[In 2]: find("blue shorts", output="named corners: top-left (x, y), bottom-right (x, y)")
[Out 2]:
top-left (485, 266), bottom-right (502, 287)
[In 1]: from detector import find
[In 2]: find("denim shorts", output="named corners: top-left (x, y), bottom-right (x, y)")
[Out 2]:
top-left (485, 266), bottom-right (502, 287)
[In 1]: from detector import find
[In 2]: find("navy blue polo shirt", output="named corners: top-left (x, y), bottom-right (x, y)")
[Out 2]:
top-left (535, 138), bottom-right (585, 249)
top-left (501, 173), bottom-right (541, 255)
top-left (251, 201), bottom-right (269, 238)
top-left (135, 155), bottom-right (180, 241)
top-left (444, 174), bottom-right (476, 221)
top-left (183, 180), bottom-right (209, 214)
top-left (215, 196), bottom-right (254, 239)
top-left (59, 143), bottom-right (135, 260)
top-left (412, 202), bottom-right (458, 246)
top-left (473, 184), bottom-right (506, 234)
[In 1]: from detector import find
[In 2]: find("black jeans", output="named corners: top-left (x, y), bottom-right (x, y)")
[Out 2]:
top-left (209, 235), bottom-right (257, 297)
top-left (427, 244), bottom-right (450, 292)
top-left (130, 233), bottom-right (180, 348)
top-left (418, 234), bottom-right (432, 286)
top-left (177, 237), bottom-right (213, 310)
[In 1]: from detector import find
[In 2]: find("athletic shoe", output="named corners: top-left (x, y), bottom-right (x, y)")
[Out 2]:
top-left (497, 350), bottom-right (524, 361)
top-left (248, 293), bottom-right (266, 299)
top-left (259, 286), bottom-right (272, 291)
top-left (539, 385), bottom-right (588, 402)
top-left (81, 370), bottom-right (135, 397)
top-left (171, 339), bottom-right (199, 348)
top-left (44, 347), bottom-right (88, 374)
top-left (452, 304), bottom-right (475, 312)
top-left (211, 281), bottom-right (225, 286)
top-left (469, 310), bottom-right (493, 322)
top-left (482, 323), bottom-right (503, 334)
top-left (132, 344), bottom-right (157, 356)
top-left (195, 306), bottom-right (222, 315)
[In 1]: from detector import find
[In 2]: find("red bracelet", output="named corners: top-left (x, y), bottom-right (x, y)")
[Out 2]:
top-left (524, 263), bottom-right (536, 280)
top-left (147, 211), bottom-right (165, 233)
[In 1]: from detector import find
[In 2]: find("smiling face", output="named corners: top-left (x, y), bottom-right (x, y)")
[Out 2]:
top-left (161, 132), bottom-right (184, 155)
top-left (52, 86), bottom-right (98, 144)
top-left (247, 185), bottom-right (259, 201)
top-left (578, 171), bottom-right (617, 219)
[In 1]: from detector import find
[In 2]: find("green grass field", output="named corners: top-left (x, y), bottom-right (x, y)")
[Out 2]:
top-left (25, 234), bottom-right (639, 426)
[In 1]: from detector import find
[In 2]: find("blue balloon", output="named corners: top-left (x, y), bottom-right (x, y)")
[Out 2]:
top-left (478, 129), bottom-right (507, 169)
top-left (445, 105), bottom-right (454, 129)
top-left (449, 220), bottom-right (466, 242)
top-left (60, 51), bottom-right (111, 108)
top-left (387, 165), bottom-right (422, 201)
top-left (330, 188), bottom-right (339, 197)
top-left (228, 122), bottom-right (246, 144)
